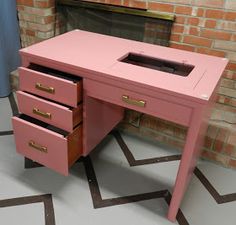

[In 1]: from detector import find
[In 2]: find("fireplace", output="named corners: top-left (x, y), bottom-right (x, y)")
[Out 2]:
top-left (56, 0), bottom-right (174, 46)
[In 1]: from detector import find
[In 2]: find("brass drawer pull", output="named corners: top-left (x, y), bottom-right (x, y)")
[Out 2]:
top-left (35, 82), bottom-right (55, 94)
top-left (33, 107), bottom-right (51, 119)
top-left (122, 95), bottom-right (146, 107)
top-left (28, 140), bottom-right (47, 153)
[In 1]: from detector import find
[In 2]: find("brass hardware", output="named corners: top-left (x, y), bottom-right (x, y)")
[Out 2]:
top-left (57, 0), bottom-right (175, 21)
top-left (122, 95), bottom-right (146, 107)
top-left (33, 108), bottom-right (51, 119)
top-left (28, 140), bottom-right (47, 153)
top-left (35, 82), bottom-right (55, 94)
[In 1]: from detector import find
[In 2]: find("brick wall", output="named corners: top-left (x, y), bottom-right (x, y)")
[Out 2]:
top-left (16, 0), bottom-right (236, 169)
top-left (17, 0), bottom-right (56, 47)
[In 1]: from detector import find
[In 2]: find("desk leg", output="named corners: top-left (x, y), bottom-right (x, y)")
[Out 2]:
top-left (167, 108), bottom-right (206, 222)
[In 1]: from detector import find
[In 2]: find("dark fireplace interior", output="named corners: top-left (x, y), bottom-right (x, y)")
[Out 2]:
top-left (56, 0), bottom-right (174, 46)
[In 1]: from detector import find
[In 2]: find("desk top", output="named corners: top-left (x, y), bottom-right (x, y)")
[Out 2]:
top-left (20, 30), bottom-right (228, 104)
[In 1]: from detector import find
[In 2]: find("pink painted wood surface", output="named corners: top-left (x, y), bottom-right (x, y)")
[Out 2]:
top-left (19, 67), bottom-right (81, 107)
top-left (84, 79), bottom-right (192, 126)
top-left (12, 116), bottom-right (69, 176)
top-left (20, 30), bottom-right (228, 104)
top-left (17, 91), bottom-right (82, 132)
top-left (167, 107), bottom-right (207, 221)
top-left (16, 30), bottom-right (229, 222)
top-left (83, 88), bottom-right (124, 156)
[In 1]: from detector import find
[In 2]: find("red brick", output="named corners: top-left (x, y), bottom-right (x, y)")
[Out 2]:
top-left (192, 0), bottom-right (224, 8)
top-left (201, 150), bottom-right (216, 161)
top-left (170, 43), bottom-right (195, 52)
top-left (226, 62), bottom-right (236, 71)
top-left (34, 0), bottom-right (55, 8)
top-left (205, 19), bottom-right (217, 29)
top-left (218, 21), bottom-right (236, 32)
top-left (213, 128), bottom-right (229, 152)
top-left (132, 0), bottom-right (146, 9)
top-left (229, 159), bottom-right (236, 168)
top-left (220, 78), bottom-right (235, 88)
top-left (201, 29), bottom-right (231, 41)
top-left (175, 6), bottom-right (192, 15)
top-left (189, 27), bottom-right (200, 36)
top-left (201, 150), bottom-right (229, 166)
top-left (107, 0), bottom-right (122, 6)
top-left (172, 24), bottom-right (184, 33)
top-left (224, 144), bottom-right (235, 156)
top-left (124, 0), bottom-right (146, 9)
top-left (162, 0), bottom-right (191, 3)
top-left (196, 47), bottom-right (225, 57)
top-left (175, 15), bottom-right (186, 24)
top-left (213, 140), bottom-right (224, 153)
top-left (204, 136), bottom-right (213, 149)
top-left (27, 22), bottom-right (54, 32)
top-left (217, 95), bottom-right (236, 107)
top-left (187, 17), bottom-right (199, 26)
top-left (17, 0), bottom-right (34, 6)
top-left (22, 6), bottom-right (55, 16)
top-left (183, 36), bottom-right (212, 47)
top-left (197, 8), bottom-right (204, 17)
top-left (170, 33), bottom-right (181, 42)
top-left (205, 9), bottom-right (224, 19)
top-left (173, 127), bottom-right (187, 140)
top-left (26, 29), bottom-right (36, 36)
top-left (224, 11), bottom-right (236, 21)
top-left (231, 34), bottom-right (236, 42)
top-left (148, 2), bottom-right (174, 13)
top-left (43, 15), bottom-right (55, 24)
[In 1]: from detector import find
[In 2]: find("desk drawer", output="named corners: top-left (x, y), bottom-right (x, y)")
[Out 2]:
top-left (19, 65), bottom-right (82, 107)
top-left (84, 79), bottom-right (192, 126)
top-left (12, 115), bottom-right (82, 176)
top-left (17, 91), bottom-right (82, 132)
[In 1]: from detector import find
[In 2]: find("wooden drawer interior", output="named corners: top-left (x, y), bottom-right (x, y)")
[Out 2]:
top-left (28, 63), bottom-right (82, 83)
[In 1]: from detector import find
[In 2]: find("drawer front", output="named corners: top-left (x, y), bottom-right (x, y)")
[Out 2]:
top-left (17, 91), bottom-right (82, 132)
top-left (19, 67), bottom-right (82, 107)
top-left (84, 79), bottom-right (192, 126)
top-left (12, 116), bottom-right (82, 176)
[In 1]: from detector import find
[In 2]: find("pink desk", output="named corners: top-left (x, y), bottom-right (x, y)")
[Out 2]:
top-left (13, 30), bottom-right (228, 222)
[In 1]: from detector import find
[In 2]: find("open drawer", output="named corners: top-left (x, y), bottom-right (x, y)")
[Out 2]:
top-left (17, 91), bottom-right (82, 132)
top-left (18, 64), bottom-right (82, 107)
top-left (12, 114), bottom-right (82, 176)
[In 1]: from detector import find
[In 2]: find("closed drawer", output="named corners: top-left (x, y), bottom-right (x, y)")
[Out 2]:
top-left (84, 79), bottom-right (192, 126)
top-left (19, 64), bottom-right (82, 107)
top-left (17, 91), bottom-right (82, 132)
top-left (12, 114), bottom-right (82, 176)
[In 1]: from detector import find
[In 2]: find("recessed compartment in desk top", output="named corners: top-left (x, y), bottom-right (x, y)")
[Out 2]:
top-left (17, 91), bottom-right (82, 132)
top-left (120, 53), bottom-right (194, 77)
top-left (12, 114), bottom-right (82, 176)
top-left (18, 64), bottom-right (82, 107)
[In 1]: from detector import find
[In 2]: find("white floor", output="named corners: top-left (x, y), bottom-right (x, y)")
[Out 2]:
top-left (0, 94), bottom-right (236, 225)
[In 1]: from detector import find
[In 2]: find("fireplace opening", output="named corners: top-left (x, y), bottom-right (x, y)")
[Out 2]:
top-left (56, 0), bottom-right (175, 46)
top-left (119, 53), bottom-right (194, 76)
